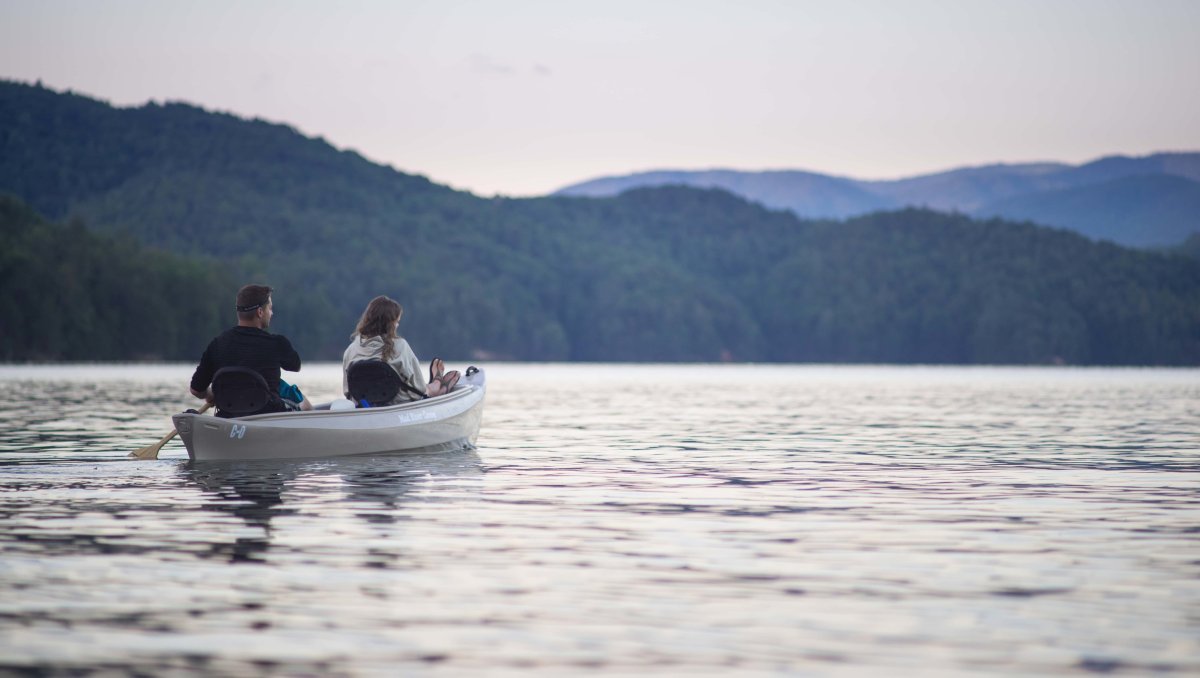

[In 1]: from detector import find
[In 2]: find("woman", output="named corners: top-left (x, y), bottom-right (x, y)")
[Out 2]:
top-left (342, 295), bottom-right (460, 404)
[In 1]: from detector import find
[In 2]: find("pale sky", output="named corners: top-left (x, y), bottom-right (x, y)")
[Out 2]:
top-left (2, 0), bottom-right (1198, 196)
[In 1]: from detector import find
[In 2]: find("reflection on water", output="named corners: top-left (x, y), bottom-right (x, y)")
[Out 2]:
top-left (0, 363), bottom-right (1197, 675)
top-left (183, 453), bottom-right (484, 563)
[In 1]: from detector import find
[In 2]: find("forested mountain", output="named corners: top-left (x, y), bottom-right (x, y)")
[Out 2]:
top-left (2, 79), bottom-right (1199, 365)
top-left (0, 194), bottom-right (233, 360)
top-left (557, 154), bottom-right (1200, 247)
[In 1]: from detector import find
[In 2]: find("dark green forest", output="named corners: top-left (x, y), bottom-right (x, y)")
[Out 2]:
top-left (2, 80), bottom-right (1198, 365)
top-left (0, 194), bottom-right (232, 360)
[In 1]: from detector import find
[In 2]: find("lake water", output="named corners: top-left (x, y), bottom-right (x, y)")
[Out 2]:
top-left (0, 363), bottom-right (1197, 675)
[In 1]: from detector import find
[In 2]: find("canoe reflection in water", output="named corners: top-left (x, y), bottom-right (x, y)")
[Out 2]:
top-left (179, 450), bottom-right (485, 564)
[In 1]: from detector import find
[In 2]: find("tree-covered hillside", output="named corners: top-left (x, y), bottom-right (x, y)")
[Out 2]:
top-left (0, 195), bottom-right (233, 360)
top-left (522, 191), bottom-right (1200, 365)
top-left (2, 80), bottom-right (1198, 365)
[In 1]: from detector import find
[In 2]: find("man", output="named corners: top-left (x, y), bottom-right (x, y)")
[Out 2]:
top-left (190, 284), bottom-right (308, 417)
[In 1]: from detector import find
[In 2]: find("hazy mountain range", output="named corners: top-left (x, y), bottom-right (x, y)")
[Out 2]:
top-left (555, 153), bottom-right (1200, 248)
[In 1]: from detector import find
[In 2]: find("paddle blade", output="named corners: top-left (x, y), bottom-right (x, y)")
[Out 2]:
top-left (126, 403), bottom-right (210, 460)
top-left (127, 430), bottom-right (177, 460)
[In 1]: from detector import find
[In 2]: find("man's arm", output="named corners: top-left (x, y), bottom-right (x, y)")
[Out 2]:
top-left (189, 342), bottom-right (216, 401)
top-left (279, 336), bottom-right (301, 372)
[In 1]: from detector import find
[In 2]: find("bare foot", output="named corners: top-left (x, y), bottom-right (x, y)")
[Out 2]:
top-left (424, 369), bottom-right (460, 397)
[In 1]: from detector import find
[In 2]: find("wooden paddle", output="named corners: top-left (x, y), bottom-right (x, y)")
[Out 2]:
top-left (128, 402), bottom-right (212, 460)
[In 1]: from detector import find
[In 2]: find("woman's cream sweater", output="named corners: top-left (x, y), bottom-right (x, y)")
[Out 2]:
top-left (341, 334), bottom-right (428, 403)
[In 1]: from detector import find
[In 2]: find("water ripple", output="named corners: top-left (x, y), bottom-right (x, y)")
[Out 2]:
top-left (0, 363), bottom-right (1197, 675)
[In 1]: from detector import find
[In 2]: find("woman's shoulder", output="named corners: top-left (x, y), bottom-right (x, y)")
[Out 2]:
top-left (391, 336), bottom-right (420, 357)
top-left (392, 336), bottom-right (416, 354)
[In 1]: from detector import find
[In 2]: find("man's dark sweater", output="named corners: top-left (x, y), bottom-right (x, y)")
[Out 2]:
top-left (190, 327), bottom-right (301, 411)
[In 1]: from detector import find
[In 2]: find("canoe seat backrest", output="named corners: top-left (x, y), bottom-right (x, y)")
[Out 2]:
top-left (212, 367), bottom-right (271, 416)
top-left (347, 360), bottom-right (402, 407)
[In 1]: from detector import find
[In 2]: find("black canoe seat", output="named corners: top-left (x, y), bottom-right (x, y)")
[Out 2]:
top-left (347, 360), bottom-right (403, 408)
top-left (212, 366), bottom-right (272, 417)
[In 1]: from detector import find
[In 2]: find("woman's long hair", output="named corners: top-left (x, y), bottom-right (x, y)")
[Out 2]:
top-left (353, 296), bottom-right (403, 363)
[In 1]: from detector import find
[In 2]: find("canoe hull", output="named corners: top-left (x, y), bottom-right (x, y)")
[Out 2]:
top-left (172, 384), bottom-right (485, 462)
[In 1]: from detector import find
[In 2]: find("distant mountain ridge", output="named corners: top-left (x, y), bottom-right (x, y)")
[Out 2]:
top-left (555, 153), bottom-right (1200, 247)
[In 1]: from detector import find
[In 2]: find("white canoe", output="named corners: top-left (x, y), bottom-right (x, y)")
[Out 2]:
top-left (171, 379), bottom-right (485, 462)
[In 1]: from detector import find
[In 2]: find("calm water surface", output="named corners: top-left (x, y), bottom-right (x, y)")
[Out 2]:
top-left (0, 364), bottom-right (1197, 676)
